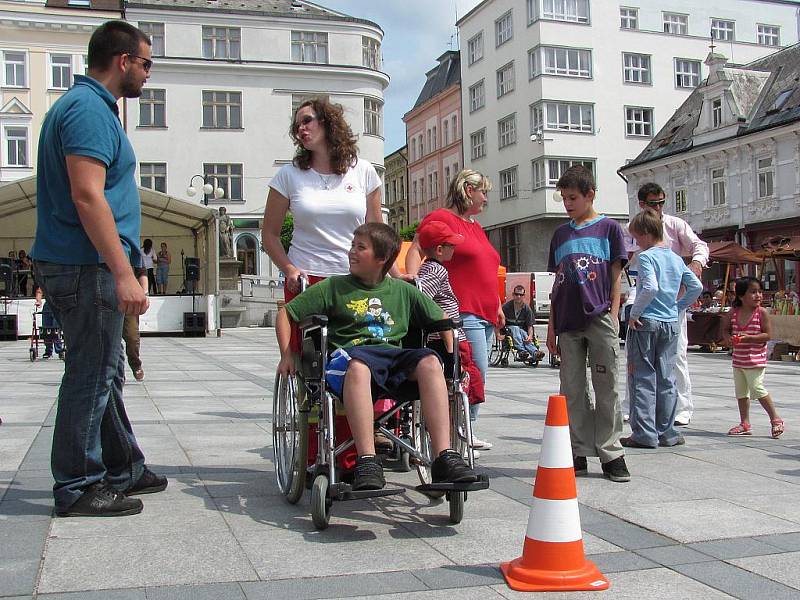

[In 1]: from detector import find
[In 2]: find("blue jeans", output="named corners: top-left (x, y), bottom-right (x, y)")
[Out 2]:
top-left (627, 318), bottom-right (682, 447)
top-left (461, 313), bottom-right (494, 421)
top-left (34, 261), bottom-right (145, 510)
top-left (507, 325), bottom-right (539, 356)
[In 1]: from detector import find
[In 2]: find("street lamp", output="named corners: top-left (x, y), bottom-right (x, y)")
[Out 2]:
top-left (186, 174), bottom-right (224, 205)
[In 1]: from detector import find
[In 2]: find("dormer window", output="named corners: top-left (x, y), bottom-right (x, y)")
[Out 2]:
top-left (712, 98), bottom-right (722, 128)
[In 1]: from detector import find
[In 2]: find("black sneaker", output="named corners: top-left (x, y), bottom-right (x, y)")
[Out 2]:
top-left (601, 456), bottom-right (631, 483)
top-left (352, 455), bottom-right (385, 491)
top-left (56, 482), bottom-right (143, 517)
top-left (620, 437), bottom-right (656, 449)
top-left (125, 468), bottom-right (168, 496)
top-left (431, 450), bottom-right (479, 484)
top-left (573, 455), bottom-right (588, 475)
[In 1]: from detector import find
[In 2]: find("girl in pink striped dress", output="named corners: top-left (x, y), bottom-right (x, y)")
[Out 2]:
top-left (722, 277), bottom-right (784, 438)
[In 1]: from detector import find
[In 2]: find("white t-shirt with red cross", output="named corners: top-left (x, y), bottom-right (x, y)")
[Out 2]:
top-left (269, 157), bottom-right (381, 277)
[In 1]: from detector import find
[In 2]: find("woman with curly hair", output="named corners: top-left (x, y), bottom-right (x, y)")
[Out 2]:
top-left (261, 98), bottom-right (384, 300)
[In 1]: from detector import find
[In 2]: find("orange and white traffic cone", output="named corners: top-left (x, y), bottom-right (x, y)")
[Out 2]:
top-left (500, 394), bottom-right (609, 592)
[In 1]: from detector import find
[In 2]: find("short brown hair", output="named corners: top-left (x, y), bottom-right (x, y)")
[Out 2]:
top-left (88, 21), bottom-right (151, 71)
top-left (556, 165), bottom-right (595, 196)
top-left (291, 98), bottom-right (358, 175)
top-left (353, 223), bottom-right (401, 277)
top-left (629, 208), bottom-right (663, 241)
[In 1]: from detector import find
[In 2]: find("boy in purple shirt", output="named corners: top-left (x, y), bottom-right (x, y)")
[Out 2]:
top-left (546, 166), bottom-right (629, 483)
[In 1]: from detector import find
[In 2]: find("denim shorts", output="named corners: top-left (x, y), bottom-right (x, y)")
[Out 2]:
top-left (325, 345), bottom-right (440, 401)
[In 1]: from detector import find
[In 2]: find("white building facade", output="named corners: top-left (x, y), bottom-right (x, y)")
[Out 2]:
top-left (124, 0), bottom-right (388, 278)
top-left (457, 0), bottom-right (799, 271)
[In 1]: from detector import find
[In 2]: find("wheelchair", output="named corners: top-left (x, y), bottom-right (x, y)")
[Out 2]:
top-left (489, 327), bottom-right (545, 368)
top-left (273, 315), bottom-right (489, 530)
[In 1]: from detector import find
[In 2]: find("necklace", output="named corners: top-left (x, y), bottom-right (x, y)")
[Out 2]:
top-left (316, 170), bottom-right (338, 190)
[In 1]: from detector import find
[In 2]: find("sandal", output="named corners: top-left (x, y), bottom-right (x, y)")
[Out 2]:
top-left (728, 422), bottom-right (752, 436)
top-left (771, 419), bottom-right (785, 439)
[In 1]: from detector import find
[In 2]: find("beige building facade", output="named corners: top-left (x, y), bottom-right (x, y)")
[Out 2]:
top-left (384, 145), bottom-right (408, 232)
top-left (0, 0), bottom-right (121, 183)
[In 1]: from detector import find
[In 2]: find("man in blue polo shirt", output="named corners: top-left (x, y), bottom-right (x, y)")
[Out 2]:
top-left (32, 21), bottom-right (166, 517)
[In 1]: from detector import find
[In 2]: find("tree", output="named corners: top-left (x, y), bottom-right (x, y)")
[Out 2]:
top-left (280, 214), bottom-right (293, 252)
top-left (399, 221), bottom-right (419, 241)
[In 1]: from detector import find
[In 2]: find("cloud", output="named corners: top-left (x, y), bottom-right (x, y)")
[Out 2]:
top-left (318, 0), bottom-right (482, 153)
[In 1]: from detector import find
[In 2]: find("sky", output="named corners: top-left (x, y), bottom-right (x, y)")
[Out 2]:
top-left (318, 0), bottom-right (483, 153)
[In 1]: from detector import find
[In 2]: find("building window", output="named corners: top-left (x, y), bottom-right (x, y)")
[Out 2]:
top-left (496, 62), bottom-right (515, 97)
top-left (674, 188), bottom-right (687, 213)
top-left (291, 31), bottom-right (328, 63)
top-left (495, 11), bottom-right (513, 46)
top-left (711, 167), bottom-right (726, 206)
top-left (469, 80), bottom-right (485, 112)
top-left (499, 166), bottom-right (517, 199)
top-left (202, 26), bottom-right (240, 59)
top-left (675, 59), bottom-right (701, 88)
top-left (139, 22), bottom-right (165, 56)
top-left (443, 120), bottom-right (449, 146)
top-left (412, 180), bottom-right (418, 205)
top-left (364, 98), bottom-right (382, 136)
top-left (530, 46), bottom-right (592, 79)
top-left (5, 127), bottom-right (27, 166)
top-left (532, 101), bottom-right (593, 133)
top-left (140, 162), bottom-right (166, 192)
top-left (432, 126), bottom-right (437, 150)
top-left (532, 159), bottom-right (546, 189)
top-left (757, 156), bottom-right (775, 199)
top-left (712, 98), bottom-right (722, 128)
top-left (202, 91), bottom-right (242, 129)
top-left (663, 13), bottom-right (688, 35)
top-left (547, 158), bottom-right (594, 186)
top-left (620, 7), bottom-right (638, 29)
top-left (291, 93), bottom-right (329, 117)
top-left (623, 53), bottom-right (651, 84)
top-left (3, 51), bottom-right (26, 87)
top-left (501, 224), bottom-right (520, 272)
top-left (451, 115), bottom-right (457, 139)
top-left (139, 89), bottom-right (166, 127)
top-left (470, 129), bottom-right (486, 160)
top-left (467, 32), bottom-right (483, 65)
top-left (625, 107), bottom-right (653, 137)
top-left (50, 54), bottom-right (72, 90)
top-left (444, 165), bottom-right (451, 187)
top-left (540, 0), bottom-right (590, 23)
top-left (362, 36), bottom-right (380, 69)
top-left (498, 113), bottom-right (517, 149)
top-left (204, 163), bottom-right (243, 201)
top-left (758, 24), bottom-right (780, 47)
top-left (711, 19), bottom-right (735, 41)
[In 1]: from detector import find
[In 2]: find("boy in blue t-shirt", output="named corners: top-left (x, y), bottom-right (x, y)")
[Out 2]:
top-left (546, 166), bottom-right (630, 483)
top-left (623, 210), bottom-right (702, 449)
top-left (276, 223), bottom-right (478, 491)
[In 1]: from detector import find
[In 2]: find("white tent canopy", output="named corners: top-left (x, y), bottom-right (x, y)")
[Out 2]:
top-left (0, 175), bottom-right (218, 296)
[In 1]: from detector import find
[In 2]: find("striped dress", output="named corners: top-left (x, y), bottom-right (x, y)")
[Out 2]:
top-left (731, 308), bottom-right (768, 368)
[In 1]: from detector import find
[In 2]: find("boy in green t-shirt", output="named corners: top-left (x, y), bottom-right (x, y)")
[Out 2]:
top-left (276, 223), bottom-right (479, 491)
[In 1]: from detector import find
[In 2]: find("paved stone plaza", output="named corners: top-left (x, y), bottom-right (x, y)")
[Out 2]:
top-left (1, 327), bottom-right (799, 600)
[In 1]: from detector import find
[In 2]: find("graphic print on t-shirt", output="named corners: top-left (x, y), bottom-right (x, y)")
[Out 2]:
top-left (346, 296), bottom-right (395, 342)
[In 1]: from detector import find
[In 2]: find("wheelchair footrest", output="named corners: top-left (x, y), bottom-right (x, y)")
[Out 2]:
top-left (328, 483), bottom-right (405, 501)
top-left (415, 473), bottom-right (489, 493)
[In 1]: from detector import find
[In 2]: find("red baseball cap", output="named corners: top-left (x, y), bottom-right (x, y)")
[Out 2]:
top-left (417, 220), bottom-right (465, 249)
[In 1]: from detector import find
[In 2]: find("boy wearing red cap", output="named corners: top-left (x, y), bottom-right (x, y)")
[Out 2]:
top-left (416, 221), bottom-right (486, 433)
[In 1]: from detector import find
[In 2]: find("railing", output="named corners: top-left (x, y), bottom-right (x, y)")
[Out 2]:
top-left (239, 274), bottom-right (284, 300)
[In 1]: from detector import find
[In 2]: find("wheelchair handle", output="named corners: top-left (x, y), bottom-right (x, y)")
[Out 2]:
top-left (298, 314), bottom-right (328, 331)
top-left (423, 317), bottom-right (460, 334)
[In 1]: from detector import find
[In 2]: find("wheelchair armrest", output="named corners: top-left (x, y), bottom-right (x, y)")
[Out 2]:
top-left (423, 318), bottom-right (459, 334)
top-left (298, 314), bottom-right (328, 332)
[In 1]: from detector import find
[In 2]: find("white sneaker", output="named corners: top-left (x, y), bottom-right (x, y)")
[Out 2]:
top-left (623, 414), bottom-right (630, 422)
top-left (471, 436), bottom-right (493, 450)
top-left (463, 448), bottom-right (480, 460)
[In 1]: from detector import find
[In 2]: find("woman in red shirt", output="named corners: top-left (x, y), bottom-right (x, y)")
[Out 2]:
top-left (406, 169), bottom-right (503, 449)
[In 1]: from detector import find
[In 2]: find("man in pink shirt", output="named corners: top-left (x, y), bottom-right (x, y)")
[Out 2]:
top-left (625, 182), bottom-right (709, 426)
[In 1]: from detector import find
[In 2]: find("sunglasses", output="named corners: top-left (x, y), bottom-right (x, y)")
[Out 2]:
top-left (295, 114), bottom-right (319, 128)
top-left (126, 53), bottom-right (153, 72)
top-left (645, 199), bottom-right (666, 207)
top-left (513, 292), bottom-right (525, 297)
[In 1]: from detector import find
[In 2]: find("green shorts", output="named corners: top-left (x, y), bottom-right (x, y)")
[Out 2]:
top-left (733, 367), bottom-right (768, 400)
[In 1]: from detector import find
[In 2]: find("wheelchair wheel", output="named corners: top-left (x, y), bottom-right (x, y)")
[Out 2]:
top-left (448, 491), bottom-right (465, 524)
top-left (413, 405), bottom-right (444, 498)
top-left (452, 389), bottom-right (474, 468)
top-left (311, 474), bottom-right (332, 530)
top-left (488, 339), bottom-right (502, 367)
top-left (272, 370), bottom-right (308, 504)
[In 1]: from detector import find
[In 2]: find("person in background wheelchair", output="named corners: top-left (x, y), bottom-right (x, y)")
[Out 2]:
top-left (276, 223), bottom-right (479, 492)
top-left (500, 284), bottom-right (546, 365)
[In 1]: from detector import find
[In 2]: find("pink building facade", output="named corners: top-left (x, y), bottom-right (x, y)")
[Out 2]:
top-left (403, 51), bottom-right (463, 224)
